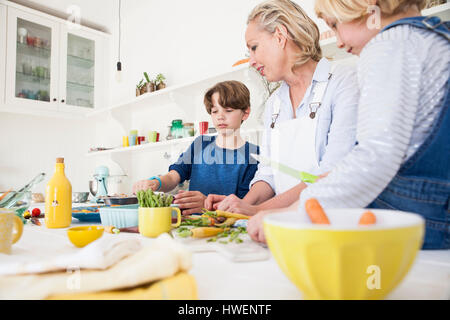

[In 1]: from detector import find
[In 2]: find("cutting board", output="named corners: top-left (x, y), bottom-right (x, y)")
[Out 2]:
top-left (172, 228), bottom-right (270, 262)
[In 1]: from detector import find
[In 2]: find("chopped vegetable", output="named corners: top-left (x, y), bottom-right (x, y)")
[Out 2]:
top-left (232, 58), bottom-right (250, 67)
top-left (136, 189), bottom-right (173, 208)
top-left (23, 210), bottom-right (31, 219)
top-left (305, 198), bottom-right (330, 225)
top-left (216, 210), bottom-right (249, 220)
top-left (215, 217), bottom-right (237, 227)
top-left (358, 211), bottom-right (376, 226)
top-left (191, 227), bottom-right (227, 238)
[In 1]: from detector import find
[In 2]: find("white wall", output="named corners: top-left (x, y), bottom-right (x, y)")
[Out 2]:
top-left (1, 0), bottom-right (328, 195)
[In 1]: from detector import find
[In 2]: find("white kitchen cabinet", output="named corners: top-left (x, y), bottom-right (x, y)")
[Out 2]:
top-left (0, 4), bottom-right (7, 105)
top-left (58, 25), bottom-right (105, 114)
top-left (3, 4), bottom-right (108, 116)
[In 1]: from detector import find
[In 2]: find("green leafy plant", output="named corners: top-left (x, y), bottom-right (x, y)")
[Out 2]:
top-left (136, 78), bottom-right (145, 90)
top-left (143, 72), bottom-right (153, 84)
top-left (136, 189), bottom-right (174, 208)
top-left (155, 73), bottom-right (166, 85)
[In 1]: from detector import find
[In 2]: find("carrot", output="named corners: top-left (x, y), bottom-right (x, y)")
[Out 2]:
top-left (358, 211), bottom-right (376, 226)
top-left (232, 58), bottom-right (250, 67)
top-left (191, 227), bottom-right (228, 238)
top-left (0, 189), bottom-right (12, 202)
top-left (305, 198), bottom-right (330, 225)
top-left (216, 210), bottom-right (249, 220)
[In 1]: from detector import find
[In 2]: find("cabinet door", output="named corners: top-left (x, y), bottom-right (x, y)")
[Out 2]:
top-left (5, 7), bottom-right (60, 112)
top-left (0, 4), bottom-right (7, 105)
top-left (58, 25), bottom-right (104, 113)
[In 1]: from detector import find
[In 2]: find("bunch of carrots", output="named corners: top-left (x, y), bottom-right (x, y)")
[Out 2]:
top-left (305, 198), bottom-right (376, 226)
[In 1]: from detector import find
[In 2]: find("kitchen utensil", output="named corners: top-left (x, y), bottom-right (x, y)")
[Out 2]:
top-left (91, 166), bottom-right (109, 202)
top-left (250, 153), bottom-right (318, 183)
top-left (172, 227), bottom-right (270, 262)
top-left (89, 180), bottom-right (98, 198)
top-left (138, 207), bottom-right (181, 238)
top-left (72, 192), bottom-right (89, 203)
top-left (0, 209), bottom-right (24, 254)
top-left (0, 173), bottom-right (45, 208)
top-left (72, 206), bottom-right (102, 222)
top-left (67, 226), bottom-right (104, 248)
top-left (263, 208), bottom-right (425, 300)
top-left (103, 196), bottom-right (137, 206)
top-left (99, 204), bottom-right (139, 229)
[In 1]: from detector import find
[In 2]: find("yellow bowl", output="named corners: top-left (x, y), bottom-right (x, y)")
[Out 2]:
top-left (264, 208), bottom-right (425, 300)
top-left (67, 226), bottom-right (104, 248)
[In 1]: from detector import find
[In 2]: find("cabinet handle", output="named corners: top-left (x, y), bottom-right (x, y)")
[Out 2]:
top-left (61, 99), bottom-right (65, 103)
top-left (53, 98), bottom-right (57, 102)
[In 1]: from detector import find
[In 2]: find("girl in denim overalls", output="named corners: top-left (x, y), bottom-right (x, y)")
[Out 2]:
top-left (298, 0), bottom-right (449, 249)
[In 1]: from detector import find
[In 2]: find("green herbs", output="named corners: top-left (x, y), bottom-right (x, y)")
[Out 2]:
top-left (176, 227), bottom-right (192, 238)
top-left (136, 189), bottom-right (173, 208)
top-left (200, 208), bottom-right (217, 218)
top-left (180, 216), bottom-right (212, 227)
top-left (206, 227), bottom-right (247, 244)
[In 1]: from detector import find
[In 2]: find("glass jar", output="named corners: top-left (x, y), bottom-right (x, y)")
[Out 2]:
top-left (171, 120), bottom-right (184, 139)
top-left (166, 125), bottom-right (174, 140)
top-left (183, 123), bottom-right (195, 137)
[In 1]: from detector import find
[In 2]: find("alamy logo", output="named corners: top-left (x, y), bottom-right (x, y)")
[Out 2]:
top-left (367, 5), bottom-right (381, 30)
top-left (66, 5), bottom-right (81, 30)
top-left (366, 265), bottom-right (381, 290)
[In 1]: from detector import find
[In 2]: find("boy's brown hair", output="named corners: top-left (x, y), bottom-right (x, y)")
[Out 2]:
top-left (204, 80), bottom-right (251, 114)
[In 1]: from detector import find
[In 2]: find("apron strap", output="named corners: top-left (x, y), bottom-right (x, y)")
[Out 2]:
top-left (271, 64), bottom-right (336, 128)
top-left (308, 65), bottom-right (335, 119)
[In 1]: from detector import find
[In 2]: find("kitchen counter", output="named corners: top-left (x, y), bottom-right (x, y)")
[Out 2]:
top-left (4, 216), bottom-right (450, 300)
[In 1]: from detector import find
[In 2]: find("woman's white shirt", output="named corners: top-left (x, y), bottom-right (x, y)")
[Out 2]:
top-left (250, 57), bottom-right (360, 193)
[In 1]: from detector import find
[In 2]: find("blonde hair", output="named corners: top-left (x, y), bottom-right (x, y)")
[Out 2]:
top-left (247, 0), bottom-right (322, 69)
top-left (315, 0), bottom-right (429, 22)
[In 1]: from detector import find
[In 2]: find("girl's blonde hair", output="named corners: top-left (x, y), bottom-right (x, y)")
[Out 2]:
top-left (248, 0), bottom-right (322, 69)
top-left (315, 0), bottom-right (429, 23)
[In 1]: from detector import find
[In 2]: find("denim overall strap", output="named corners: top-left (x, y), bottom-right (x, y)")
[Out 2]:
top-left (368, 17), bottom-right (450, 250)
top-left (381, 16), bottom-right (450, 41)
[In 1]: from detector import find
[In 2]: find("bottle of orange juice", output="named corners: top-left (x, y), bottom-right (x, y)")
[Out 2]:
top-left (45, 157), bottom-right (72, 228)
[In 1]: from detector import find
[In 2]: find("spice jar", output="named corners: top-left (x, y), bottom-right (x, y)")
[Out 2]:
top-left (183, 123), bottom-right (195, 137)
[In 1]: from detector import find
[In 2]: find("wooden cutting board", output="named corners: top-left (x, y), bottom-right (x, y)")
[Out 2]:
top-left (172, 229), bottom-right (270, 262)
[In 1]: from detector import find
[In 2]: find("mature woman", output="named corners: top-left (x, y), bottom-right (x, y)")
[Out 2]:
top-left (205, 0), bottom-right (359, 231)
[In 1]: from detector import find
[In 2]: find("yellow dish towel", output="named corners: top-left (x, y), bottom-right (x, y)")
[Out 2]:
top-left (47, 272), bottom-right (197, 300)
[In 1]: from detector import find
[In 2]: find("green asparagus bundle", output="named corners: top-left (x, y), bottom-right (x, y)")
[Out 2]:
top-left (136, 189), bottom-right (174, 208)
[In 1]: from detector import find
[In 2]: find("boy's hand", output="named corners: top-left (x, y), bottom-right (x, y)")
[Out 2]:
top-left (132, 179), bottom-right (159, 195)
top-left (204, 194), bottom-right (226, 210)
top-left (216, 194), bottom-right (258, 216)
top-left (173, 190), bottom-right (207, 215)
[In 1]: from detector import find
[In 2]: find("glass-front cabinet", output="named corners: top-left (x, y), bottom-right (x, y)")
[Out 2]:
top-left (5, 7), bottom-right (59, 111)
top-left (4, 6), bottom-right (106, 115)
top-left (58, 26), bottom-right (103, 113)
top-left (0, 4), bottom-right (6, 105)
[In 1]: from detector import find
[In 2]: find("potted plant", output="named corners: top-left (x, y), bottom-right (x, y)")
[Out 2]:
top-left (136, 79), bottom-right (144, 96)
top-left (144, 72), bottom-right (155, 93)
top-left (155, 73), bottom-right (166, 90)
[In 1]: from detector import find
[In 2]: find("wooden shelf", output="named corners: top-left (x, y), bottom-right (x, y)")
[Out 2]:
top-left (85, 128), bottom-right (263, 157)
top-left (86, 64), bottom-right (249, 118)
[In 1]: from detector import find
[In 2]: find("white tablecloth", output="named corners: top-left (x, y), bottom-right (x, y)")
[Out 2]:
top-left (3, 215), bottom-right (449, 300)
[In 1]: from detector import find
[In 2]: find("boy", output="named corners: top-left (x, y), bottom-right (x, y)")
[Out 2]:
top-left (132, 80), bottom-right (259, 215)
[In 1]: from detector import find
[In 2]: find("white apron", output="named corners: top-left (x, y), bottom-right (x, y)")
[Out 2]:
top-left (270, 71), bottom-right (333, 195)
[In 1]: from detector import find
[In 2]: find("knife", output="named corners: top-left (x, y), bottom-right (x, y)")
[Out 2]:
top-left (250, 153), bottom-right (319, 183)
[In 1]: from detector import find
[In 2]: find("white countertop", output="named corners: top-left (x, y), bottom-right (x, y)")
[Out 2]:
top-left (5, 215), bottom-right (450, 300)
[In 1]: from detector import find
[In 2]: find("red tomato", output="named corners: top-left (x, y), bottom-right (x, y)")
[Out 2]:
top-left (32, 208), bottom-right (41, 217)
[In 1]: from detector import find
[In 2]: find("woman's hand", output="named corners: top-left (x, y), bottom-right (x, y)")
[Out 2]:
top-left (173, 190), bottom-right (207, 215)
top-left (132, 179), bottom-right (159, 194)
top-left (247, 211), bottom-right (271, 244)
top-left (216, 194), bottom-right (259, 216)
top-left (204, 194), bottom-right (227, 210)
